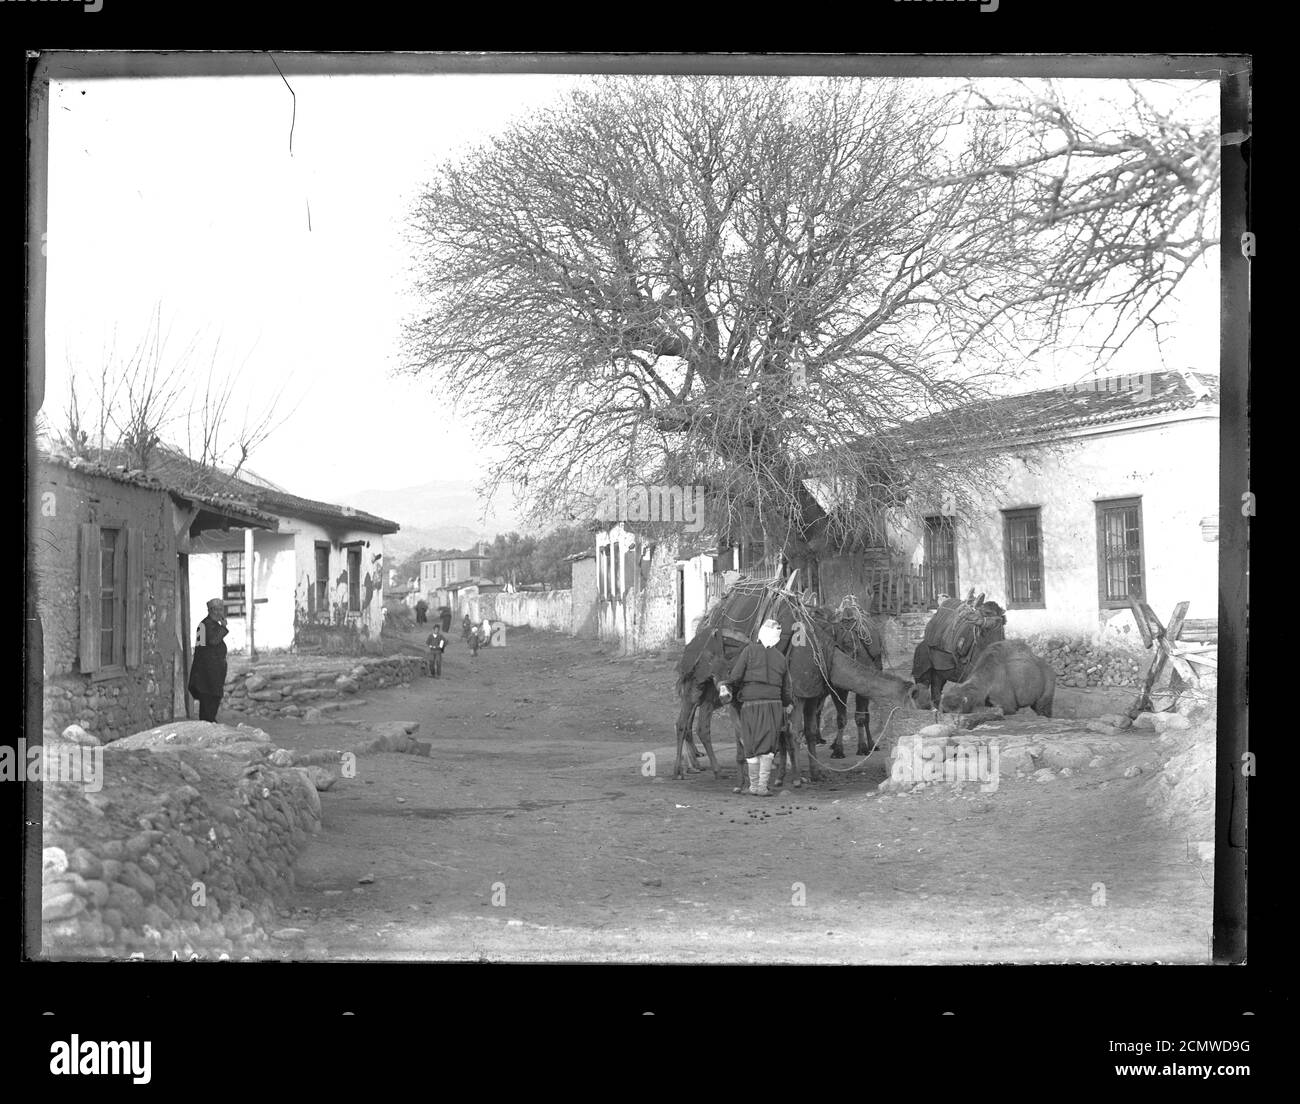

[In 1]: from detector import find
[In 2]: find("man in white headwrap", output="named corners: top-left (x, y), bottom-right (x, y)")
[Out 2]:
top-left (722, 617), bottom-right (792, 797)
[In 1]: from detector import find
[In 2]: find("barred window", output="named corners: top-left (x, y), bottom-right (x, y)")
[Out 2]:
top-left (923, 516), bottom-right (958, 608)
top-left (1096, 498), bottom-right (1145, 607)
top-left (1003, 508), bottom-right (1045, 608)
top-left (222, 551), bottom-right (246, 618)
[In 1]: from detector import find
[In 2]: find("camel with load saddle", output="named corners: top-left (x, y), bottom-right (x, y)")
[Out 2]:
top-left (674, 578), bottom-right (914, 787)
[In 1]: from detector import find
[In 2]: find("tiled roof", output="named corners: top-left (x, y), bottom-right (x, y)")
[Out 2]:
top-left (57, 446), bottom-right (399, 534)
top-left (906, 369), bottom-right (1219, 445)
top-left (38, 449), bottom-right (281, 529)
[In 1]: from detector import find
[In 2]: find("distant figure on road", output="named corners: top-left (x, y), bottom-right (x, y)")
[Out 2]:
top-left (415, 599), bottom-right (429, 625)
top-left (438, 605), bottom-right (453, 632)
top-left (188, 598), bottom-right (230, 722)
top-left (426, 627), bottom-right (447, 678)
top-left (462, 613), bottom-right (474, 643)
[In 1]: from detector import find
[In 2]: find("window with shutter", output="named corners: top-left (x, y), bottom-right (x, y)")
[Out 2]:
top-left (79, 523), bottom-right (100, 674)
top-left (100, 525), bottom-right (119, 668)
top-left (80, 521), bottom-right (140, 677)
top-left (125, 526), bottom-right (143, 667)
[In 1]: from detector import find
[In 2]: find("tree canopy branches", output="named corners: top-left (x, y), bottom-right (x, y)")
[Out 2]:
top-left (404, 76), bottom-right (1218, 565)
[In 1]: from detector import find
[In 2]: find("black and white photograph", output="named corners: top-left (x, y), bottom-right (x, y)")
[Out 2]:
top-left (23, 52), bottom-right (1247, 979)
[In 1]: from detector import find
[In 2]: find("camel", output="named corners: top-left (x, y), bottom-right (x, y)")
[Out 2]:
top-left (674, 586), bottom-right (914, 786)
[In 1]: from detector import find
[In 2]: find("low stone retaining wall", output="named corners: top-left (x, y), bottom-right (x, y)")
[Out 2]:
top-left (41, 721), bottom-right (323, 959)
top-left (875, 720), bottom-right (1128, 795)
top-left (42, 674), bottom-right (172, 746)
top-left (222, 655), bottom-right (427, 720)
top-left (40, 717), bottom-right (431, 959)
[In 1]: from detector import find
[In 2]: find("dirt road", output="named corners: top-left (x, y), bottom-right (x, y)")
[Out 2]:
top-left (240, 627), bottom-right (1212, 963)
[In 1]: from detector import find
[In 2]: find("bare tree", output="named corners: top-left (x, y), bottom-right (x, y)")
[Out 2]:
top-left (937, 78), bottom-right (1220, 359)
top-left (404, 77), bottom-right (1218, 570)
top-left (49, 306), bottom-right (298, 496)
top-left (114, 304), bottom-right (196, 472)
top-left (174, 338), bottom-right (296, 496)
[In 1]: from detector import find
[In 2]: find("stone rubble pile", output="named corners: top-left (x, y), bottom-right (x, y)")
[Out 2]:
top-left (1020, 635), bottom-right (1148, 688)
top-left (221, 655), bottom-right (427, 720)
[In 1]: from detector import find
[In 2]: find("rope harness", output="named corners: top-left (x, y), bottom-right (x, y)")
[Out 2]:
top-left (792, 703), bottom-right (902, 775)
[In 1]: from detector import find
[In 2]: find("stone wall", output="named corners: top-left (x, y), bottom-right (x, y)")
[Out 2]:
top-left (883, 612), bottom-right (931, 670)
top-left (571, 557), bottom-right (598, 638)
top-left (36, 462), bottom-right (178, 744)
top-left (40, 722), bottom-right (323, 958)
top-left (220, 654), bottom-right (428, 720)
top-left (632, 553), bottom-right (679, 650)
top-left (1018, 633), bottom-right (1150, 688)
top-left (493, 589), bottom-right (573, 633)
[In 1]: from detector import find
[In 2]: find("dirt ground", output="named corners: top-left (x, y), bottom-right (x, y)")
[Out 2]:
top-left (236, 626), bottom-right (1213, 963)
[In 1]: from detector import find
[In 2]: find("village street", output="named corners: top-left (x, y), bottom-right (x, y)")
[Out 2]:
top-left (238, 627), bottom-right (1213, 964)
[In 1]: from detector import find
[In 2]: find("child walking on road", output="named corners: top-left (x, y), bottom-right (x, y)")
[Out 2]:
top-left (426, 626), bottom-right (448, 677)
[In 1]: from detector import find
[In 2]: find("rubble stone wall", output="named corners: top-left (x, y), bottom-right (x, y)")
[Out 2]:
top-left (40, 722), bottom-right (322, 959)
top-left (37, 463), bottom-right (179, 743)
top-left (220, 654), bottom-right (427, 719)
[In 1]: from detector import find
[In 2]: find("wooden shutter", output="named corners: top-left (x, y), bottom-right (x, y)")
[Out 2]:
top-left (79, 523), bottom-right (100, 673)
top-left (125, 526), bottom-right (143, 667)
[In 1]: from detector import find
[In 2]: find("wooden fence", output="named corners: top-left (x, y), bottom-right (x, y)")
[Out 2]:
top-left (863, 566), bottom-right (929, 615)
top-left (703, 563), bottom-right (927, 616)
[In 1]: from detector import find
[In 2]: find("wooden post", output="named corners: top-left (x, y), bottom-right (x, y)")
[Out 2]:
top-left (244, 526), bottom-right (257, 658)
top-left (1128, 599), bottom-right (1192, 716)
top-left (179, 552), bottom-right (193, 719)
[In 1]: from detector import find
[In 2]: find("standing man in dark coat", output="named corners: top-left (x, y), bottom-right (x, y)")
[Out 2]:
top-left (188, 598), bottom-right (230, 722)
top-left (723, 618), bottom-right (793, 797)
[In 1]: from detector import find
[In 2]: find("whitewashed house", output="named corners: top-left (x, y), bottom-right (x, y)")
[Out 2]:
top-left (892, 369), bottom-right (1220, 642)
top-left (593, 522), bottom-right (770, 653)
top-left (99, 448), bottom-right (402, 654)
top-left (185, 480), bottom-right (399, 654)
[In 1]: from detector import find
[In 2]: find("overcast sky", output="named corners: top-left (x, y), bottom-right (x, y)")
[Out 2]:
top-left (40, 70), bottom-right (1220, 518)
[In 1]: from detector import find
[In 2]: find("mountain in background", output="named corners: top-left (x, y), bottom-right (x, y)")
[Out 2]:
top-left (336, 478), bottom-right (538, 563)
